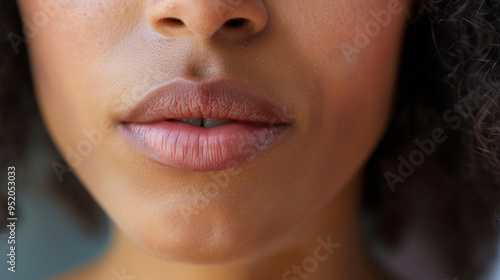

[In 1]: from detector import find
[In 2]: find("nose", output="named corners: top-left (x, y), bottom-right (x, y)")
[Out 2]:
top-left (146, 0), bottom-right (268, 40)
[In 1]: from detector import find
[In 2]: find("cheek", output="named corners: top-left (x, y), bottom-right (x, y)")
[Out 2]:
top-left (23, 0), bottom-right (143, 61)
top-left (303, 0), bottom-right (407, 132)
top-left (275, 0), bottom-right (408, 127)
top-left (328, 1), bottom-right (407, 147)
top-left (282, 0), bottom-right (408, 68)
top-left (17, 0), bottom-right (142, 157)
top-left (277, 0), bottom-right (408, 191)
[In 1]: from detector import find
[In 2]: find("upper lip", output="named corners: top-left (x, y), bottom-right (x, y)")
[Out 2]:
top-left (121, 76), bottom-right (293, 125)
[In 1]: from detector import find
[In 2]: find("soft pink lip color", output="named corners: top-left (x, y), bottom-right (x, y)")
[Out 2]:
top-left (119, 76), bottom-right (293, 172)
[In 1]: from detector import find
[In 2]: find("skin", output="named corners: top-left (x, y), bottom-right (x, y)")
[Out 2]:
top-left (17, 0), bottom-right (409, 279)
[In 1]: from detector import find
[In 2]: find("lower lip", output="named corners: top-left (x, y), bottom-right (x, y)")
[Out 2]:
top-left (120, 121), bottom-right (290, 172)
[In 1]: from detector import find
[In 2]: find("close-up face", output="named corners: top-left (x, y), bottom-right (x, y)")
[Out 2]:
top-left (17, 0), bottom-right (409, 264)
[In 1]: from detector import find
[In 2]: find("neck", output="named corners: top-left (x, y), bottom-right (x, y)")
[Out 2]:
top-left (73, 172), bottom-right (384, 280)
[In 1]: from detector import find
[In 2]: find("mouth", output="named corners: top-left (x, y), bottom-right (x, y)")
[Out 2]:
top-left (171, 118), bottom-right (235, 128)
top-left (119, 76), bottom-right (293, 172)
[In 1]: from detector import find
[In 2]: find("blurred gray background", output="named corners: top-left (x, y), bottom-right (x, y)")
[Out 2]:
top-left (0, 176), bottom-right (110, 280)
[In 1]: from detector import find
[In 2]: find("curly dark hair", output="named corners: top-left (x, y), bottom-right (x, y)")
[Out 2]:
top-left (1, 0), bottom-right (499, 279)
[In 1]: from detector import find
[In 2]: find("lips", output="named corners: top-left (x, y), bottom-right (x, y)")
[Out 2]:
top-left (119, 76), bottom-right (293, 172)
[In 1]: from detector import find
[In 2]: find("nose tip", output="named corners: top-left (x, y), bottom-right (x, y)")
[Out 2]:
top-left (147, 0), bottom-right (268, 40)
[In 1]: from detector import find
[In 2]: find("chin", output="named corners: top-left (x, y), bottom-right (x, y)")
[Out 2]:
top-left (120, 202), bottom-right (296, 265)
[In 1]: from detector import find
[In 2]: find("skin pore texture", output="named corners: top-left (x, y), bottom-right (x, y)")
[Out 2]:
top-left (18, 0), bottom-right (409, 279)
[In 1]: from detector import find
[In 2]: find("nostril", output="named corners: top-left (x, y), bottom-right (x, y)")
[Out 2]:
top-left (161, 17), bottom-right (184, 27)
top-left (224, 18), bottom-right (248, 28)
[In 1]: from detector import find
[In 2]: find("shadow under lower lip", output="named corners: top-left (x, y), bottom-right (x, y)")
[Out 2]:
top-left (120, 121), bottom-right (290, 172)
